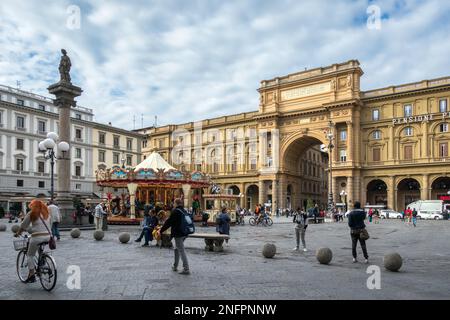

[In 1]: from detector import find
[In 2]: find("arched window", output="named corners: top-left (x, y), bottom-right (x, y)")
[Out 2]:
top-left (404, 127), bottom-right (413, 136)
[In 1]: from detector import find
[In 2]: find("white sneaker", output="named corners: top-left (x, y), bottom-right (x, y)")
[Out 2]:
top-left (352, 258), bottom-right (357, 263)
top-left (303, 248), bottom-right (307, 252)
top-left (293, 247), bottom-right (299, 251)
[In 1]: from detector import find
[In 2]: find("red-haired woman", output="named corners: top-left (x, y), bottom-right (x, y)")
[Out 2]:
top-left (15, 199), bottom-right (52, 283)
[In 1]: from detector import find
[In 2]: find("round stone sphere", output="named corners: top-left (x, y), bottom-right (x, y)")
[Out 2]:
top-left (383, 252), bottom-right (403, 272)
top-left (119, 232), bottom-right (130, 244)
top-left (316, 247), bottom-right (333, 265)
top-left (11, 224), bottom-right (20, 234)
top-left (0, 223), bottom-right (6, 232)
top-left (70, 228), bottom-right (81, 238)
top-left (93, 230), bottom-right (104, 241)
top-left (262, 243), bottom-right (277, 258)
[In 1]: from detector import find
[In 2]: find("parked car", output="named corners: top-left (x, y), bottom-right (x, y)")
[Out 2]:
top-left (416, 211), bottom-right (444, 220)
top-left (380, 209), bottom-right (402, 219)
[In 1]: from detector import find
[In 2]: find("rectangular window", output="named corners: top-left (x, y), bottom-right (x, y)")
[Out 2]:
top-left (0, 111), bottom-right (2, 125)
top-left (340, 130), bottom-right (347, 141)
top-left (75, 183), bottom-right (81, 190)
top-left (440, 143), bottom-right (448, 158)
top-left (373, 130), bottom-right (381, 140)
top-left (99, 132), bottom-right (106, 145)
top-left (113, 136), bottom-right (120, 148)
top-left (75, 128), bottom-right (82, 139)
top-left (16, 116), bottom-right (25, 129)
top-left (17, 99), bottom-right (24, 106)
top-left (196, 164), bottom-right (202, 172)
top-left (75, 165), bottom-right (81, 176)
top-left (126, 155), bottom-right (132, 166)
top-left (339, 150), bottom-right (347, 162)
top-left (127, 139), bottom-right (133, 150)
top-left (38, 181), bottom-right (45, 188)
top-left (98, 150), bottom-right (105, 162)
top-left (439, 99), bottom-right (448, 113)
top-left (250, 158), bottom-right (257, 170)
top-left (75, 148), bottom-right (82, 159)
top-left (195, 135), bottom-right (201, 145)
top-left (75, 113), bottom-right (82, 120)
top-left (373, 148), bottom-right (381, 162)
top-left (113, 152), bottom-right (120, 164)
top-left (404, 104), bottom-right (413, 117)
top-left (16, 138), bottom-right (24, 150)
top-left (372, 109), bottom-right (380, 121)
top-left (440, 123), bottom-right (448, 133)
top-left (405, 127), bottom-right (413, 136)
top-left (16, 158), bottom-right (24, 171)
top-left (38, 120), bottom-right (46, 134)
top-left (38, 105), bottom-right (46, 111)
top-left (38, 161), bottom-right (45, 173)
top-left (17, 180), bottom-right (24, 187)
top-left (404, 145), bottom-right (413, 160)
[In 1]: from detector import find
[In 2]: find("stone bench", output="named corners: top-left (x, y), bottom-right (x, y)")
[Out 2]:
top-left (188, 233), bottom-right (230, 252)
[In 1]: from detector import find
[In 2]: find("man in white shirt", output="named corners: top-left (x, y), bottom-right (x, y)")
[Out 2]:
top-left (48, 201), bottom-right (61, 240)
top-left (95, 202), bottom-right (106, 230)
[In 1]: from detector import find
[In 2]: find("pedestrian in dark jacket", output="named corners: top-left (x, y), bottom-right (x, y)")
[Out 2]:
top-left (158, 198), bottom-right (190, 275)
top-left (216, 206), bottom-right (230, 243)
top-left (348, 201), bottom-right (369, 263)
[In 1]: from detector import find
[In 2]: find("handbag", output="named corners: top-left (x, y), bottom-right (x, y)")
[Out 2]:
top-left (39, 215), bottom-right (56, 250)
top-left (360, 228), bottom-right (370, 241)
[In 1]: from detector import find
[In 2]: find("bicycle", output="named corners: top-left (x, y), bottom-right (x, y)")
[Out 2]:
top-left (14, 234), bottom-right (57, 291)
top-left (249, 214), bottom-right (273, 227)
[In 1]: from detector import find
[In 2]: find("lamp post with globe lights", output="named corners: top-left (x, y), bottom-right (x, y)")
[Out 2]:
top-left (324, 120), bottom-right (335, 214)
top-left (38, 132), bottom-right (70, 202)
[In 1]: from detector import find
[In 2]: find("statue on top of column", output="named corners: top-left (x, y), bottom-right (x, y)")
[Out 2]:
top-left (59, 49), bottom-right (72, 83)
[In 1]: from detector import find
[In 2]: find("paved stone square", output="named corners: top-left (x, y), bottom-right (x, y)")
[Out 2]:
top-left (0, 217), bottom-right (449, 300)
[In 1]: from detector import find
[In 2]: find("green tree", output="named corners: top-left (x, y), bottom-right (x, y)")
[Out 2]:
top-left (306, 198), bottom-right (314, 211)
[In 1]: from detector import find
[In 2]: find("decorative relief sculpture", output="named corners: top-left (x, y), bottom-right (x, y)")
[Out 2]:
top-left (346, 74), bottom-right (352, 88)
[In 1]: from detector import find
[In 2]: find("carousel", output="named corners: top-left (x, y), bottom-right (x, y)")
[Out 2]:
top-left (95, 151), bottom-right (211, 225)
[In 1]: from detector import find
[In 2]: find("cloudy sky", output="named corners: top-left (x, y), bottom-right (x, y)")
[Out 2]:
top-left (0, 0), bottom-right (449, 130)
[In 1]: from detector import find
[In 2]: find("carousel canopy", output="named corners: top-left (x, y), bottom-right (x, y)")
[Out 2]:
top-left (134, 152), bottom-right (176, 172)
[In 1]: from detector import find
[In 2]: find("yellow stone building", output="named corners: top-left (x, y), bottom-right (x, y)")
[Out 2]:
top-left (138, 60), bottom-right (450, 212)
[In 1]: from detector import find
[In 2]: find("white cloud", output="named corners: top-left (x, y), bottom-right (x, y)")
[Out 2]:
top-left (0, 0), bottom-right (449, 130)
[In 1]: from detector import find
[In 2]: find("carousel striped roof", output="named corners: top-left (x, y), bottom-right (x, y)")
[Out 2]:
top-left (134, 151), bottom-right (176, 172)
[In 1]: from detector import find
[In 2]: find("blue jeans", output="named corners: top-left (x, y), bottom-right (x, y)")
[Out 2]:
top-left (137, 227), bottom-right (152, 244)
top-left (52, 222), bottom-right (60, 239)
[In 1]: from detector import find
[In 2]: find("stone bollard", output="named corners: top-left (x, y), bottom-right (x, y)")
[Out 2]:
top-left (383, 252), bottom-right (403, 272)
top-left (119, 232), bottom-right (130, 244)
top-left (0, 223), bottom-right (7, 232)
top-left (262, 243), bottom-right (276, 258)
top-left (11, 224), bottom-right (20, 234)
top-left (316, 247), bottom-right (333, 264)
top-left (70, 228), bottom-right (81, 238)
top-left (93, 230), bottom-right (104, 241)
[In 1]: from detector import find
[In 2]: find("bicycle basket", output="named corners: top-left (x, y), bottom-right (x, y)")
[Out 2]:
top-left (13, 239), bottom-right (28, 251)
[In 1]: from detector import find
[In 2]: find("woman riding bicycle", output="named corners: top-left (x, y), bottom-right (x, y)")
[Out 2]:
top-left (14, 199), bottom-right (52, 283)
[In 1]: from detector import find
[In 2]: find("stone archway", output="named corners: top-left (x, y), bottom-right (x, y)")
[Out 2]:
top-left (431, 177), bottom-right (450, 200)
top-left (397, 178), bottom-right (421, 211)
top-left (366, 179), bottom-right (387, 206)
top-left (279, 132), bottom-right (329, 210)
top-left (246, 184), bottom-right (259, 210)
top-left (228, 185), bottom-right (240, 195)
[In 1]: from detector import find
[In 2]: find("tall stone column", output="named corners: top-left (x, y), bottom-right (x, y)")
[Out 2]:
top-left (388, 126), bottom-right (394, 161)
top-left (48, 50), bottom-right (82, 226)
top-left (240, 183), bottom-right (245, 208)
top-left (346, 121), bottom-right (353, 163)
top-left (347, 176), bottom-right (354, 208)
top-left (279, 174), bottom-right (287, 209)
top-left (421, 174), bottom-right (429, 200)
top-left (387, 176), bottom-right (395, 210)
top-left (332, 177), bottom-right (339, 204)
top-left (421, 122), bottom-right (428, 159)
top-left (272, 179), bottom-right (278, 214)
top-left (258, 180), bottom-right (265, 205)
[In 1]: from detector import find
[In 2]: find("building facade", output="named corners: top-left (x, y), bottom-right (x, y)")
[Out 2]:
top-left (140, 60), bottom-right (450, 212)
top-left (0, 84), bottom-right (143, 212)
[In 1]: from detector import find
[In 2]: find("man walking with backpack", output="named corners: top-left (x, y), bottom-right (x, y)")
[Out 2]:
top-left (348, 202), bottom-right (369, 264)
top-left (158, 198), bottom-right (192, 275)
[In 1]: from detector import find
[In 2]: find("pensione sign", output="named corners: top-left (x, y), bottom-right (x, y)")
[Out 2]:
top-left (392, 112), bottom-right (450, 125)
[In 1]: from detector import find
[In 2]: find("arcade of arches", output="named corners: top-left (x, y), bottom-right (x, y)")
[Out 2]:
top-left (145, 60), bottom-right (450, 212)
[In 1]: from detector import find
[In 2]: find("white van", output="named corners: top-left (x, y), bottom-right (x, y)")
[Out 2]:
top-left (406, 200), bottom-right (444, 220)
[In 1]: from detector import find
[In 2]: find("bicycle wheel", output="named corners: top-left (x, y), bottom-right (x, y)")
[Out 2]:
top-left (16, 250), bottom-right (29, 283)
top-left (249, 217), bottom-right (256, 226)
top-left (266, 218), bottom-right (273, 226)
top-left (38, 254), bottom-right (57, 292)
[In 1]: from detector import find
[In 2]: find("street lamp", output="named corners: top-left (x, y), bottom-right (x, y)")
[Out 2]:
top-left (324, 120), bottom-right (335, 214)
top-left (39, 132), bottom-right (70, 202)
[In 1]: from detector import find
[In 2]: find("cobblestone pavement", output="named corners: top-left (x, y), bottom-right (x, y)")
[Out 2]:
top-left (0, 217), bottom-right (449, 300)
